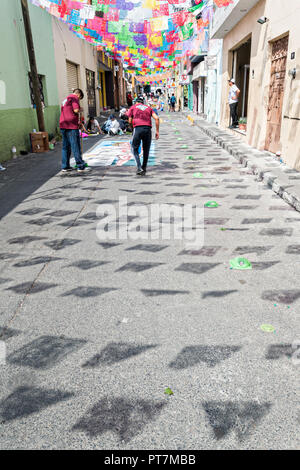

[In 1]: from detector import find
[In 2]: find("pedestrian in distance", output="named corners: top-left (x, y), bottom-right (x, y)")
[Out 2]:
top-left (127, 92), bottom-right (133, 108)
top-left (170, 93), bottom-right (176, 112)
top-left (168, 95), bottom-right (171, 112)
top-left (59, 88), bottom-right (91, 173)
top-left (228, 78), bottom-right (240, 128)
top-left (127, 96), bottom-right (160, 176)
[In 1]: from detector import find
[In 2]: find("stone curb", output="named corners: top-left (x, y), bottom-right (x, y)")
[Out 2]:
top-left (183, 112), bottom-right (300, 213)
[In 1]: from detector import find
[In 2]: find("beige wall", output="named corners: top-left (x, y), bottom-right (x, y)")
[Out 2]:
top-left (52, 18), bottom-right (99, 121)
top-left (220, 0), bottom-right (300, 170)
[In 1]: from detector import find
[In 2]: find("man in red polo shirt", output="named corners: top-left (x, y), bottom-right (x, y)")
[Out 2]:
top-left (127, 96), bottom-right (160, 176)
top-left (59, 88), bottom-right (90, 173)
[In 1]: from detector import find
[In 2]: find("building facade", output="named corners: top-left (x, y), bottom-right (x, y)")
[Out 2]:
top-left (113, 60), bottom-right (128, 110)
top-left (0, 0), bottom-right (60, 163)
top-left (192, 59), bottom-right (208, 116)
top-left (52, 18), bottom-right (100, 122)
top-left (205, 38), bottom-right (223, 125)
top-left (98, 51), bottom-right (114, 111)
top-left (212, 0), bottom-right (300, 170)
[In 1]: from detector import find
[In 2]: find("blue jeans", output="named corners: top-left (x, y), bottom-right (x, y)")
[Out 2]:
top-left (61, 129), bottom-right (86, 170)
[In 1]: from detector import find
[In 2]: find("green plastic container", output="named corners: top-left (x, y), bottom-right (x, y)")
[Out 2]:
top-left (205, 201), bottom-right (219, 208)
top-left (229, 257), bottom-right (252, 270)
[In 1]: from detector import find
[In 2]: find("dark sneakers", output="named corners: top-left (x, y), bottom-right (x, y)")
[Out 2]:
top-left (136, 169), bottom-right (146, 176)
top-left (77, 167), bottom-right (92, 173)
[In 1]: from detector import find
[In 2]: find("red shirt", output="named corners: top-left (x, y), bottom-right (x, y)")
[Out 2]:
top-left (59, 94), bottom-right (80, 130)
top-left (127, 104), bottom-right (153, 128)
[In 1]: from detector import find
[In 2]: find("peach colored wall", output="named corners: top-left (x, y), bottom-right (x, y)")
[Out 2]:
top-left (52, 18), bottom-right (99, 121)
top-left (220, 0), bottom-right (300, 170)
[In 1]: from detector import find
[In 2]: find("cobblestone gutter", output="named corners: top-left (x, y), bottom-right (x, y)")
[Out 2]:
top-left (184, 112), bottom-right (300, 213)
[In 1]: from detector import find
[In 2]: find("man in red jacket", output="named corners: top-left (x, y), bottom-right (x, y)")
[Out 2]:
top-left (127, 96), bottom-right (160, 176)
top-left (59, 88), bottom-right (90, 173)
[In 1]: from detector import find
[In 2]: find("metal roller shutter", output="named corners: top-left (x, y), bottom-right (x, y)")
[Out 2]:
top-left (66, 61), bottom-right (79, 94)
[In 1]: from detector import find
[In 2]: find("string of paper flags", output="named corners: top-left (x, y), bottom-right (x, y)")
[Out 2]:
top-left (30, 0), bottom-right (233, 76)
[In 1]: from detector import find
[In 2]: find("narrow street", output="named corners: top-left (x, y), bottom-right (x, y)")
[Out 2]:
top-left (0, 114), bottom-right (298, 450)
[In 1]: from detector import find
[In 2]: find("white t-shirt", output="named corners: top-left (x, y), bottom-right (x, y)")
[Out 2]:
top-left (110, 120), bottom-right (120, 132)
top-left (90, 119), bottom-right (100, 132)
top-left (229, 84), bottom-right (239, 104)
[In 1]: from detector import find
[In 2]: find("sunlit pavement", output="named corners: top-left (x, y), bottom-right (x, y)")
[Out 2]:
top-left (0, 113), bottom-right (299, 449)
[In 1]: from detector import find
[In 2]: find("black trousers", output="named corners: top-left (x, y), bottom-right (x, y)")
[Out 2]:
top-left (132, 126), bottom-right (152, 171)
top-left (230, 102), bottom-right (239, 127)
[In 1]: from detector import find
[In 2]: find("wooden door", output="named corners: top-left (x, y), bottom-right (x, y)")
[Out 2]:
top-left (265, 36), bottom-right (289, 153)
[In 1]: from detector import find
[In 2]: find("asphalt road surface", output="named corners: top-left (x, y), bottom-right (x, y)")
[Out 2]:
top-left (0, 114), bottom-right (299, 450)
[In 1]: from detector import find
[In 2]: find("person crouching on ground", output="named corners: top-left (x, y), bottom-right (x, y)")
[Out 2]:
top-left (127, 96), bottom-right (160, 176)
top-left (108, 115), bottom-right (122, 135)
top-left (86, 116), bottom-right (103, 134)
top-left (59, 88), bottom-right (91, 173)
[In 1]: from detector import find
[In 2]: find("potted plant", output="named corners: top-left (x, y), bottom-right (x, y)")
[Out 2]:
top-left (239, 117), bottom-right (247, 131)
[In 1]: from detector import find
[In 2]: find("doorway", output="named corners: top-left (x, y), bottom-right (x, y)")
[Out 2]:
top-left (66, 61), bottom-right (79, 94)
top-left (200, 77), bottom-right (206, 115)
top-left (265, 35), bottom-right (289, 153)
top-left (86, 69), bottom-right (96, 117)
top-left (105, 71), bottom-right (114, 108)
top-left (231, 38), bottom-right (251, 121)
top-left (193, 80), bottom-right (198, 113)
top-left (98, 70), bottom-right (107, 110)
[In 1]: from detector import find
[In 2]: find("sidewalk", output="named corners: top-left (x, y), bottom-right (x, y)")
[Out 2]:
top-left (0, 134), bottom-right (104, 221)
top-left (183, 111), bottom-right (300, 213)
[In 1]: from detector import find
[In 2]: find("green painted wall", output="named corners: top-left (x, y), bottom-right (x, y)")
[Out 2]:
top-left (0, 106), bottom-right (60, 161)
top-left (0, 0), bottom-right (59, 162)
top-left (188, 83), bottom-right (193, 111)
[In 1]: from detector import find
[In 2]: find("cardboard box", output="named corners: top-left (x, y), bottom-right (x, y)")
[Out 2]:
top-left (30, 132), bottom-right (49, 153)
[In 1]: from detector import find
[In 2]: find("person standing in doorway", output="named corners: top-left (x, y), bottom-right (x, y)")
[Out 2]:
top-left (59, 88), bottom-right (91, 173)
top-left (127, 96), bottom-right (160, 176)
top-left (228, 78), bottom-right (240, 128)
